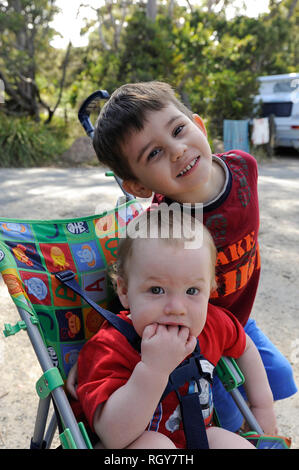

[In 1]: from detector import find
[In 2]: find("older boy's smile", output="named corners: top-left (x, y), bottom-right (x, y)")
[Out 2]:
top-left (176, 156), bottom-right (200, 177)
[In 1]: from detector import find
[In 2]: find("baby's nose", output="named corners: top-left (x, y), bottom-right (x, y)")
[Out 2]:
top-left (164, 297), bottom-right (186, 315)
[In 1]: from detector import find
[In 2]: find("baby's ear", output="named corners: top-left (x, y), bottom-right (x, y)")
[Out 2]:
top-left (122, 180), bottom-right (153, 199)
top-left (116, 277), bottom-right (129, 309)
top-left (192, 114), bottom-right (208, 137)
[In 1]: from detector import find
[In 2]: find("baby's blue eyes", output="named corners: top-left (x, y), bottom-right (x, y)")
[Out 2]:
top-left (150, 287), bottom-right (199, 295)
top-left (151, 286), bottom-right (164, 294)
top-left (186, 287), bottom-right (199, 295)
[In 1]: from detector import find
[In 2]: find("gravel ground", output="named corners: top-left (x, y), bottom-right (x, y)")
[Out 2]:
top-left (0, 155), bottom-right (298, 449)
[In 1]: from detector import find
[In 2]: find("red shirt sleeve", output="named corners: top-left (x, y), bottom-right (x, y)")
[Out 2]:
top-left (199, 303), bottom-right (246, 365)
top-left (76, 317), bottom-right (140, 431)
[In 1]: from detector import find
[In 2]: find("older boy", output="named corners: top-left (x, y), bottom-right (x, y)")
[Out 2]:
top-left (91, 81), bottom-right (297, 431)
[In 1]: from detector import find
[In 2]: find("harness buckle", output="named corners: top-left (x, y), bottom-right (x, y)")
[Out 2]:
top-left (54, 270), bottom-right (76, 282)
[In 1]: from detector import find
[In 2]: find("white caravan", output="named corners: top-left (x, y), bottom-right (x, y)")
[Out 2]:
top-left (255, 73), bottom-right (299, 150)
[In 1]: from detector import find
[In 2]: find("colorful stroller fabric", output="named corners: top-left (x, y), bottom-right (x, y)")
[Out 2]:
top-left (0, 199), bottom-right (143, 381)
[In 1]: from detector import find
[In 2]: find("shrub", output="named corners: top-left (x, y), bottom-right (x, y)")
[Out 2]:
top-left (0, 114), bottom-right (68, 167)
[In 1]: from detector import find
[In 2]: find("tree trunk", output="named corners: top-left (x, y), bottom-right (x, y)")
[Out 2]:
top-left (147, 0), bottom-right (157, 21)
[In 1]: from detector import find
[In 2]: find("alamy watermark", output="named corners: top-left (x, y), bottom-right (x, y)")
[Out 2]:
top-left (95, 199), bottom-right (204, 249)
top-left (125, 202), bottom-right (203, 249)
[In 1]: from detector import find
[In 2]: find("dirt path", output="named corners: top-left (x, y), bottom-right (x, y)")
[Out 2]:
top-left (0, 158), bottom-right (298, 449)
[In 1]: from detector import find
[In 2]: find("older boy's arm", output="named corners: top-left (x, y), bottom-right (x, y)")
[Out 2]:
top-left (236, 334), bottom-right (277, 435)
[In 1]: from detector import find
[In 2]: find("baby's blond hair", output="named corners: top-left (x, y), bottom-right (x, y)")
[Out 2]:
top-left (111, 207), bottom-right (217, 293)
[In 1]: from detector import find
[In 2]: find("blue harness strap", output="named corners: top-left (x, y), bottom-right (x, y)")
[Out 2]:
top-left (55, 270), bottom-right (210, 449)
top-left (54, 270), bottom-right (141, 352)
top-left (164, 343), bottom-right (210, 449)
top-left (181, 393), bottom-right (209, 449)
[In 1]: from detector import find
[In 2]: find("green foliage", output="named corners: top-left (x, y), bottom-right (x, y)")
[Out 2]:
top-left (61, 1), bottom-right (298, 130)
top-left (118, 10), bottom-right (176, 81)
top-left (0, 113), bottom-right (68, 167)
top-left (205, 70), bottom-right (259, 136)
top-left (1, 0), bottom-right (298, 165)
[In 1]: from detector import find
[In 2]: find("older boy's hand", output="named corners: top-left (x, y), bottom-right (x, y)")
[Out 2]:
top-left (140, 323), bottom-right (197, 377)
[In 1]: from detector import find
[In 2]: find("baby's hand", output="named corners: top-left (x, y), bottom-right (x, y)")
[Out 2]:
top-left (140, 323), bottom-right (196, 376)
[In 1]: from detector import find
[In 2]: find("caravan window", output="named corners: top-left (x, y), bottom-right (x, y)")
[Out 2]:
top-left (273, 80), bottom-right (294, 93)
top-left (262, 102), bottom-right (293, 117)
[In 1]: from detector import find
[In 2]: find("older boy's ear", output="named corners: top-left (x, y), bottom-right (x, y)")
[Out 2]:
top-left (122, 180), bottom-right (153, 199)
top-left (116, 277), bottom-right (129, 309)
top-left (193, 114), bottom-right (207, 137)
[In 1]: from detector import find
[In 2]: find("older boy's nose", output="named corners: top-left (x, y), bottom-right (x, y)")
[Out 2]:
top-left (170, 143), bottom-right (187, 162)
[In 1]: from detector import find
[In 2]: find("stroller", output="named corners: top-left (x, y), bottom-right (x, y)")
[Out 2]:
top-left (0, 91), bottom-right (291, 449)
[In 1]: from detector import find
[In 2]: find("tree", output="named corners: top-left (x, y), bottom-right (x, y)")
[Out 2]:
top-left (0, 0), bottom-right (71, 122)
top-left (80, 0), bottom-right (133, 53)
top-left (147, 0), bottom-right (157, 20)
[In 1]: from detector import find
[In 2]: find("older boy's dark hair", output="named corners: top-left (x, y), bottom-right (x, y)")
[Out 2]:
top-left (93, 81), bottom-right (193, 180)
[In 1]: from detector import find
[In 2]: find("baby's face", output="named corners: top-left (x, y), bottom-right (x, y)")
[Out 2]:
top-left (117, 238), bottom-right (212, 338)
top-left (121, 103), bottom-right (213, 203)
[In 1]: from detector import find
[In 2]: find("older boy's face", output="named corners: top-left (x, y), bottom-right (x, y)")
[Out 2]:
top-left (117, 239), bottom-right (211, 339)
top-left (121, 103), bottom-right (213, 203)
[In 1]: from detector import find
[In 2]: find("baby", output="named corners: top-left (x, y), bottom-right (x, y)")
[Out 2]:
top-left (75, 208), bottom-right (276, 449)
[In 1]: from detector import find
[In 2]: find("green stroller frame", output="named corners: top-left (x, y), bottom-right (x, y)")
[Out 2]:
top-left (0, 89), bottom-right (290, 449)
